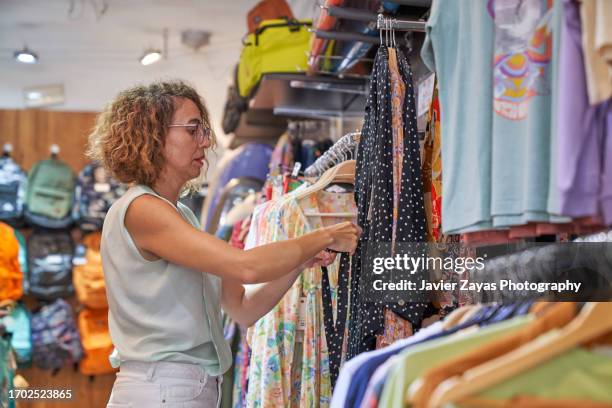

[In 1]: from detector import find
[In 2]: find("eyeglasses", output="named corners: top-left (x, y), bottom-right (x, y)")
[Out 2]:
top-left (168, 121), bottom-right (212, 145)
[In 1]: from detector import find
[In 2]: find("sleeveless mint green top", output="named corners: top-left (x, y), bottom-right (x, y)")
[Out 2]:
top-left (101, 185), bottom-right (232, 375)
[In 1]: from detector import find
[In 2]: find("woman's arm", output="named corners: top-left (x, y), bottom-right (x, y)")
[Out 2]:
top-left (125, 195), bottom-right (360, 284)
top-left (220, 251), bottom-right (335, 326)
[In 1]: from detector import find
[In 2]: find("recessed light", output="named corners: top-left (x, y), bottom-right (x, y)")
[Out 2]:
top-left (140, 49), bottom-right (162, 66)
top-left (14, 47), bottom-right (38, 64)
top-left (27, 91), bottom-right (42, 100)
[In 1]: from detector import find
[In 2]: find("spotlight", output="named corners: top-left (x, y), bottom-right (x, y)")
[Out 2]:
top-left (14, 47), bottom-right (38, 64)
top-left (140, 49), bottom-right (162, 66)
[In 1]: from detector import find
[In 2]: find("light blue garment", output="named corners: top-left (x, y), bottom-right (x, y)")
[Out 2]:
top-left (421, 0), bottom-right (495, 234)
top-left (101, 185), bottom-right (232, 376)
top-left (490, 0), bottom-right (568, 227)
top-left (330, 321), bottom-right (444, 408)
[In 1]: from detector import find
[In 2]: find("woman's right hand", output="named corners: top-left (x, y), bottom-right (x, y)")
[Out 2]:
top-left (324, 221), bottom-right (362, 254)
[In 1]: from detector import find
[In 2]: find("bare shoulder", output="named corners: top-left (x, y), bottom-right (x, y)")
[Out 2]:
top-left (125, 194), bottom-right (179, 233)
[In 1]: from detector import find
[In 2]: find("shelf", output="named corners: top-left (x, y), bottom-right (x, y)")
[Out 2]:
top-left (249, 73), bottom-right (367, 118)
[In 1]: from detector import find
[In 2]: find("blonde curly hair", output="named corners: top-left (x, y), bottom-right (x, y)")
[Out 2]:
top-left (87, 80), bottom-right (216, 186)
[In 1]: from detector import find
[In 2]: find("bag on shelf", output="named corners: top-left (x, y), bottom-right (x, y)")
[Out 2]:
top-left (237, 18), bottom-right (312, 98)
top-left (73, 162), bottom-right (125, 232)
top-left (73, 232), bottom-right (107, 309)
top-left (24, 157), bottom-right (75, 229)
top-left (0, 222), bottom-right (23, 301)
top-left (247, 0), bottom-right (294, 34)
top-left (30, 299), bottom-right (83, 371)
top-left (0, 334), bottom-right (16, 408)
top-left (13, 229), bottom-right (28, 295)
top-left (78, 307), bottom-right (115, 376)
top-left (27, 229), bottom-right (74, 301)
top-left (0, 155), bottom-right (27, 227)
top-left (221, 68), bottom-right (249, 134)
top-left (0, 303), bottom-right (32, 367)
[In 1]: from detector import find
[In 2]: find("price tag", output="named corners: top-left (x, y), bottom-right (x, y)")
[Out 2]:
top-left (292, 162), bottom-right (302, 177)
top-left (297, 297), bottom-right (307, 331)
top-left (417, 73), bottom-right (436, 118)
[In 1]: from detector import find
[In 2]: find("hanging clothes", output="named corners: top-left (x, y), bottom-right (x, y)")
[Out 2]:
top-left (347, 45), bottom-right (428, 359)
top-left (421, 0), bottom-right (494, 235)
top-left (557, 0), bottom-right (612, 225)
top-left (245, 188), bottom-right (356, 408)
top-left (579, 0), bottom-right (612, 105)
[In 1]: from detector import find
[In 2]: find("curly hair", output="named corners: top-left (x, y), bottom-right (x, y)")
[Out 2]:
top-left (87, 80), bottom-right (216, 186)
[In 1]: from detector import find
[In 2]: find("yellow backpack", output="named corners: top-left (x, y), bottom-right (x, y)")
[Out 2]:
top-left (237, 19), bottom-right (312, 98)
top-left (0, 222), bottom-right (23, 301)
top-left (73, 232), bottom-right (107, 309)
top-left (78, 308), bottom-right (116, 376)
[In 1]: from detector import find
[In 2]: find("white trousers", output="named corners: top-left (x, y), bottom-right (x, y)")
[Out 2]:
top-left (106, 361), bottom-right (222, 408)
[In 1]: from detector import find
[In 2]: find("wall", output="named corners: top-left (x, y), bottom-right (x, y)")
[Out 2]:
top-left (0, 109), bottom-right (111, 407)
top-left (0, 109), bottom-right (97, 172)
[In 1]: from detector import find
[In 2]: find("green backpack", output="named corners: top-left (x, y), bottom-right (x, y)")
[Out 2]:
top-left (24, 158), bottom-right (75, 228)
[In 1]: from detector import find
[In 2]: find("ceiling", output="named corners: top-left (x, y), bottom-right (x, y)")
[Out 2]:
top-left (0, 0), bottom-right (316, 146)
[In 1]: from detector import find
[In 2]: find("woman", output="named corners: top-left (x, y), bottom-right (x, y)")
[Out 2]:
top-left (88, 80), bottom-right (361, 408)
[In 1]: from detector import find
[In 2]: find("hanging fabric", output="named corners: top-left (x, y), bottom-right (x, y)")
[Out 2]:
top-left (347, 44), bottom-right (428, 359)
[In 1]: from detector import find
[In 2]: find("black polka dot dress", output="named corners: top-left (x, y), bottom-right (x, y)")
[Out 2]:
top-left (347, 46), bottom-right (428, 358)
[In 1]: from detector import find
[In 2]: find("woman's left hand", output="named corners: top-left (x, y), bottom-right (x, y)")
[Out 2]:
top-left (301, 250), bottom-right (337, 269)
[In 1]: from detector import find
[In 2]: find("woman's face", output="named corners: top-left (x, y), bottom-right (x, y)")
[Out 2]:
top-left (162, 97), bottom-right (211, 183)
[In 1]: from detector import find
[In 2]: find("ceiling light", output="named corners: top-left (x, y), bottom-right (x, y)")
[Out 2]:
top-left (27, 91), bottom-right (42, 100)
top-left (140, 49), bottom-right (162, 66)
top-left (14, 47), bottom-right (38, 64)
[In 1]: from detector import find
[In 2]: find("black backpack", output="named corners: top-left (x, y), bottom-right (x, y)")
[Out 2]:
top-left (27, 230), bottom-right (74, 300)
top-left (0, 155), bottom-right (27, 227)
top-left (221, 65), bottom-right (249, 134)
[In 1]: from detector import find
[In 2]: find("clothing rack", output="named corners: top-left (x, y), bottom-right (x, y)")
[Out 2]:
top-left (304, 132), bottom-right (360, 177)
top-left (376, 13), bottom-right (426, 33)
top-left (468, 239), bottom-right (612, 303)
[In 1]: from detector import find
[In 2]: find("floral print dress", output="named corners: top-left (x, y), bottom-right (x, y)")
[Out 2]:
top-left (245, 188), bottom-right (356, 408)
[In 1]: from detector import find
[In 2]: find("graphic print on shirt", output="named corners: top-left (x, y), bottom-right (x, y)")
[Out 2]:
top-left (489, 0), bottom-right (553, 120)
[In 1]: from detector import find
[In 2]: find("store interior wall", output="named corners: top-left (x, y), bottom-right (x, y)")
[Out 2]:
top-left (0, 109), bottom-right (95, 172)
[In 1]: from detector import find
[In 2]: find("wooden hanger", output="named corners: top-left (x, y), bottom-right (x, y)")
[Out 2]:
top-left (294, 159), bottom-right (356, 218)
top-left (428, 302), bottom-right (612, 408)
top-left (440, 305), bottom-right (475, 330)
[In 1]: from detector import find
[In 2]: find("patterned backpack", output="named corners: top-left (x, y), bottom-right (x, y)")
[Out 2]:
top-left (27, 230), bottom-right (74, 300)
top-left (0, 155), bottom-right (27, 227)
top-left (31, 299), bottom-right (83, 371)
top-left (73, 162), bottom-right (125, 232)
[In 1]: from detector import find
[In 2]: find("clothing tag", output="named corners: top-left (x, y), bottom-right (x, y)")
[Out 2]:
top-left (297, 297), bottom-right (307, 331)
top-left (292, 162), bottom-right (302, 177)
top-left (93, 183), bottom-right (111, 193)
top-left (417, 73), bottom-right (436, 117)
